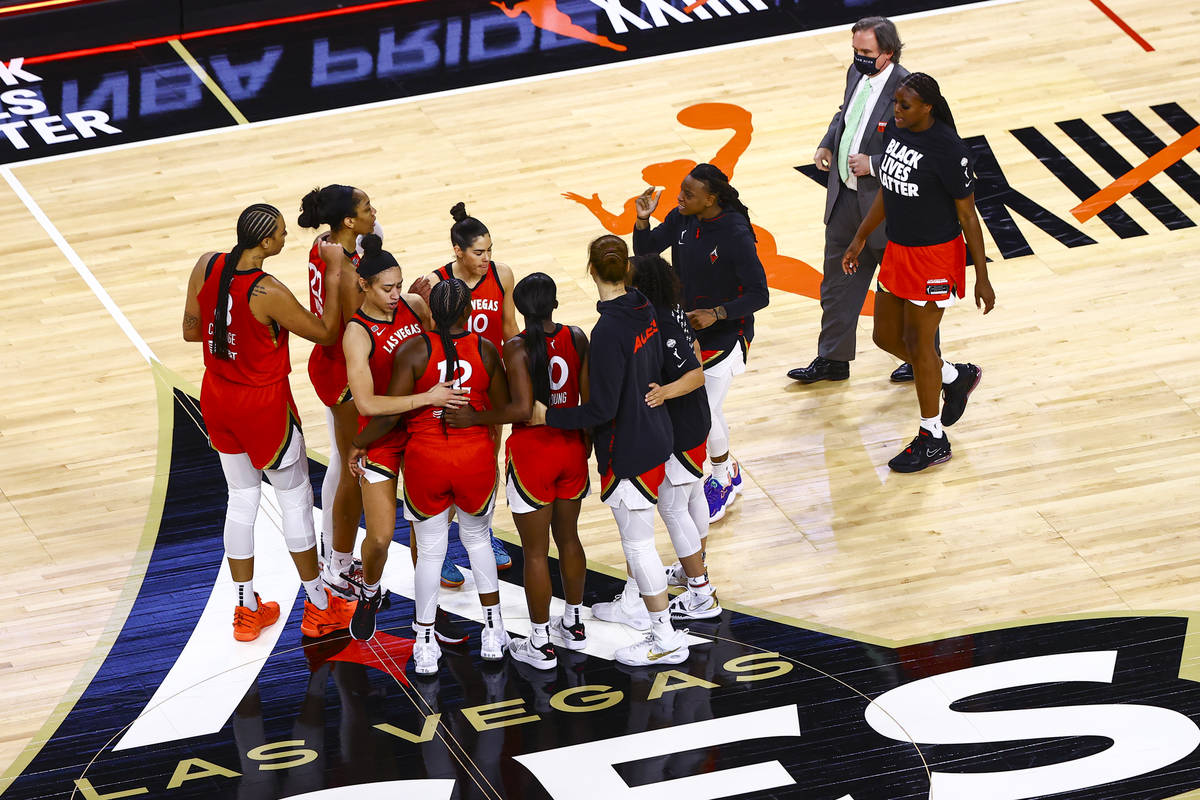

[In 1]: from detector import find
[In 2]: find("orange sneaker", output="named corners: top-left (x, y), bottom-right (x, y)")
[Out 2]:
top-left (300, 588), bottom-right (357, 638)
top-left (233, 595), bottom-right (281, 642)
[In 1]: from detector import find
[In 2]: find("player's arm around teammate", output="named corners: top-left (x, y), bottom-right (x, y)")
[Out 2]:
top-left (184, 204), bottom-right (354, 643)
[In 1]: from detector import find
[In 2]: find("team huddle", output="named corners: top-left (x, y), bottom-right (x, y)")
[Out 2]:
top-left (182, 162), bottom-right (768, 671)
top-left (182, 15), bottom-right (997, 674)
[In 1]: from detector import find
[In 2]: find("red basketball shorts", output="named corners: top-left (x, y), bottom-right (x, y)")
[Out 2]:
top-left (201, 373), bottom-right (300, 470)
top-left (360, 428), bottom-right (409, 484)
top-left (599, 462), bottom-right (666, 509)
top-left (505, 428), bottom-right (589, 514)
top-left (879, 236), bottom-right (967, 305)
top-left (308, 346), bottom-right (350, 407)
top-left (402, 432), bottom-right (497, 520)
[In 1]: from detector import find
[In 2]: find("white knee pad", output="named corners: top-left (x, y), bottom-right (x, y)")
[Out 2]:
top-left (657, 479), bottom-right (702, 560)
top-left (704, 357), bottom-right (736, 458)
top-left (612, 503), bottom-right (666, 597)
top-left (320, 407), bottom-right (340, 561)
top-left (412, 511), bottom-right (450, 624)
top-left (456, 505), bottom-right (498, 595)
top-left (267, 453), bottom-right (317, 554)
top-left (688, 478), bottom-right (710, 541)
top-left (219, 452), bottom-right (260, 560)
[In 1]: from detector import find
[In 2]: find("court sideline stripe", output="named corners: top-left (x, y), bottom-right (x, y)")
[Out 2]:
top-left (6, 0), bottom-right (1031, 171)
top-left (167, 39), bottom-right (249, 126)
top-left (1086, 0), bottom-right (1154, 51)
top-left (0, 166), bottom-right (158, 364)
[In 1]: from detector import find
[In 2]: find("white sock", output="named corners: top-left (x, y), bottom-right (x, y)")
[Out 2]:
top-left (414, 620), bottom-right (433, 636)
top-left (563, 603), bottom-right (583, 627)
top-left (921, 415), bottom-right (945, 439)
top-left (530, 622), bottom-right (550, 647)
top-left (331, 550), bottom-right (354, 576)
top-left (649, 610), bottom-right (675, 644)
top-left (235, 581), bottom-right (257, 611)
top-left (363, 580), bottom-right (380, 599)
top-left (483, 603), bottom-right (505, 632)
top-left (712, 459), bottom-right (731, 485)
top-left (622, 575), bottom-right (639, 600)
top-left (303, 578), bottom-right (329, 609)
top-left (941, 359), bottom-right (959, 384)
top-left (687, 574), bottom-right (713, 595)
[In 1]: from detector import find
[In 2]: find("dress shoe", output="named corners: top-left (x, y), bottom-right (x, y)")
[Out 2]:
top-left (889, 362), bottom-right (915, 382)
top-left (787, 357), bottom-right (849, 384)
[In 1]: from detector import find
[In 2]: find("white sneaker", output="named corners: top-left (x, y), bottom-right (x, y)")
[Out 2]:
top-left (480, 623), bottom-right (511, 661)
top-left (614, 629), bottom-right (689, 667)
top-left (509, 636), bottom-right (557, 670)
top-left (550, 615), bottom-right (588, 650)
top-left (412, 627), bottom-right (442, 675)
top-left (668, 589), bottom-right (722, 620)
top-left (590, 592), bottom-right (651, 631)
top-left (664, 562), bottom-right (687, 588)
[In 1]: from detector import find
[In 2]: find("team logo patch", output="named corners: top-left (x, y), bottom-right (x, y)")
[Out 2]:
top-left (9, 386), bottom-right (1200, 800)
top-left (710, 245), bottom-right (719, 263)
top-left (926, 278), bottom-right (951, 297)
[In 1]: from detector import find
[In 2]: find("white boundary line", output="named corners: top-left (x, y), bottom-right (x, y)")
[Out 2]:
top-left (4, 0), bottom-right (1029, 170)
top-left (1, 165), bottom-right (159, 363)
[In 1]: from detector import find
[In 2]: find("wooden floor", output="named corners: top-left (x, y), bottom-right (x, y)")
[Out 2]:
top-left (3, 0), bottom-right (1200, 785)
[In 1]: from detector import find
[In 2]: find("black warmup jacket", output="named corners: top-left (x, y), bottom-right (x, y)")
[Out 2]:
top-left (633, 208), bottom-right (769, 366)
top-left (656, 304), bottom-right (710, 455)
top-left (546, 289), bottom-right (672, 478)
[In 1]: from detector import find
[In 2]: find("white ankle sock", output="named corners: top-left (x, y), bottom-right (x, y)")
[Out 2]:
top-left (531, 622), bottom-right (550, 646)
top-left (563, 603), bottom-right (583, 627)
top-left (483, 603), bottom-right (504, 632)
top-left (362, 580), bottom-right (380, 599)
top-left (302, 578), bottom-right (329, 609)
top-left (235, 581), bottom-right (257, 611)
top-left (330, 550), bottom-right (353, 576)
top-left (712, 459), bottom-right (731, 485)
top-left (687, 575), bottom-right (713, 595)
top-left (941, 359), bottom-right (958, 384)
top-left (921, 415), bottom-right (945, 439)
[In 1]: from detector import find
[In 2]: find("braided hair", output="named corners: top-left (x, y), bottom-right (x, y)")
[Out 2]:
top-left (449, 202), bottom-right (490, 250)
top-left (587, 234), bottom-right (629, 283)
top-left (687, 163), bottom-right (754, 234)
top-left (297, 185), bottom-right (358, 230)
top-left (428, 278), bottom-right (473, 426)
top-left (898, 72), bottom-right (956, 131)
top-left (214, 203), bottom-right (280, 361)
top-left (513, 273), bottom-right (557, 406)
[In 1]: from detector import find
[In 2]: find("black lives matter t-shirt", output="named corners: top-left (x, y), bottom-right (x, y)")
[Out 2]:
top-left (878, 119), bottom-right (974, 246)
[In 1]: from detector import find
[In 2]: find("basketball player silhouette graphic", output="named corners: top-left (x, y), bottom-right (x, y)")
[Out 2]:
top-left (562, 103), bottom-right (841, 308)
top-left (492, 0), bottom-right (627, 52)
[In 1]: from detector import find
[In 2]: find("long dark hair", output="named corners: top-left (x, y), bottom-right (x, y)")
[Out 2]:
top-left (297, 185), bottom-right (358, 230)
top-left (429, 276), bottom-right (473, 400)
top-left (450, 202), bottom-right (489, 250)
top-left (214, 204), bottom-right (280, 361)
top-left (629, 254), bottom-right (681, 310)
top-left (898, 72), bottom-right (956, 131)
top-left (687, 163), bottom-right (754, 234)
top-left (513, 273), bottom-right (557, 406)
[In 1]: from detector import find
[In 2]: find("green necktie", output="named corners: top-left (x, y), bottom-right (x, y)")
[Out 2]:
top-left (838, 77), bottom-right (871, 183)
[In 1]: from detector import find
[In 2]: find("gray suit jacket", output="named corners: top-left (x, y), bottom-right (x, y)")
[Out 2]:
top-left (819, 62), bottom-right (910, 248)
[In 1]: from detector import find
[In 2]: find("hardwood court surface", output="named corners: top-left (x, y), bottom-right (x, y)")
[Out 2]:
top-left (2, 0), bottom-right (1200, 786)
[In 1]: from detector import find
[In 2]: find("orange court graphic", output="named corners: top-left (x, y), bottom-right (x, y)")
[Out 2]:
top-left (491, 0), bottom-right (628, 52)
top-left (562, 103), bottom-right (846, 311)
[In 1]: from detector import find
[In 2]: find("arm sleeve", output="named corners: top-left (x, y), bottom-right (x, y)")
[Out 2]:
top-left (720, 223), bottom-right (770, 319)
top-left (547, 323), bottom-right (625, 430)
top-left (632, 209), bottom-right (682, 256)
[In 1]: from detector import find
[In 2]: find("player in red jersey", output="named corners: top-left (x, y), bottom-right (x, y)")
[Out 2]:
top-left (182, 203), bottom-right (356, 642)
top-left (447, 272), bottom-right (590, 671)
top-left (339, 235), bottom-right (467, 641)
top-left (423, 202), bottom-right (519, 580)
top-left (353, 279), bottom-right (512, 674)
top-left (297, 184), bottom-right (379, 581)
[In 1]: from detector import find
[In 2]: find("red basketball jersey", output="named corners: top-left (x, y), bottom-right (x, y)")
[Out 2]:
top-left (434, 261), bottom-right (506, 351)
top-left (512, 324), bottom-right (582, 431)
top-left (307, 236), bottom-right (358, 368)
top-left (198, 253), bottom-right (290, 386)
top-left (347, 298), bottom-right (425, 429)
top-left (407, 331), bottom-right (492, 438)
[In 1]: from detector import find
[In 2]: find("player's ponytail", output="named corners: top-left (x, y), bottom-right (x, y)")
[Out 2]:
top-left (449, 202), bottom-right (490, 250)
top-left (215, 203), bottom-right (280, 361)
top-left (428, 278), bottom-right (473, 432)
top-left (629, 254), bottom-right (681, 311)
top-left (297, 185), bottom-right (358, 230)
top-left (513, 273), bottom-right (557, 407)
top-left (899, 72), bottom-right (956, 131)
top-left (688, 163), bottom-right (754, 236)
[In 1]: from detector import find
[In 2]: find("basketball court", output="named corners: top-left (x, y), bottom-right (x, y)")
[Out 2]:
top-left (2, 0), bottom-right (1200, 797)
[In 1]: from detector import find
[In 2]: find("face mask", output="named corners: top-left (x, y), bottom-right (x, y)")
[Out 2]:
top-left (853, 52), bottom-right (880, 75)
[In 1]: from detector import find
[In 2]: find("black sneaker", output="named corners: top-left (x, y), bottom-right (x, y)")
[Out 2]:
top-left (508, 636), bottom-right (557, 671)
top-left (433, 607), bottom-right (469, 645)
top-left (889, 362), bottom-right (915, 382)
top-left (941, 363), bottom-right (982, 426)
top-left (888, 429), bottom-right (952, 473)
top-left (349, 590), bottom-right (381, 641)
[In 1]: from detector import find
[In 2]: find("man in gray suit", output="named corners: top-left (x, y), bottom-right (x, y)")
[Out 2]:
top-left (789, 17), bottom-right (921, 384)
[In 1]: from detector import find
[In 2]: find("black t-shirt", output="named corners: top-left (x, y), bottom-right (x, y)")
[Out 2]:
top-left (878, 119), bottom-right (973, 246)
